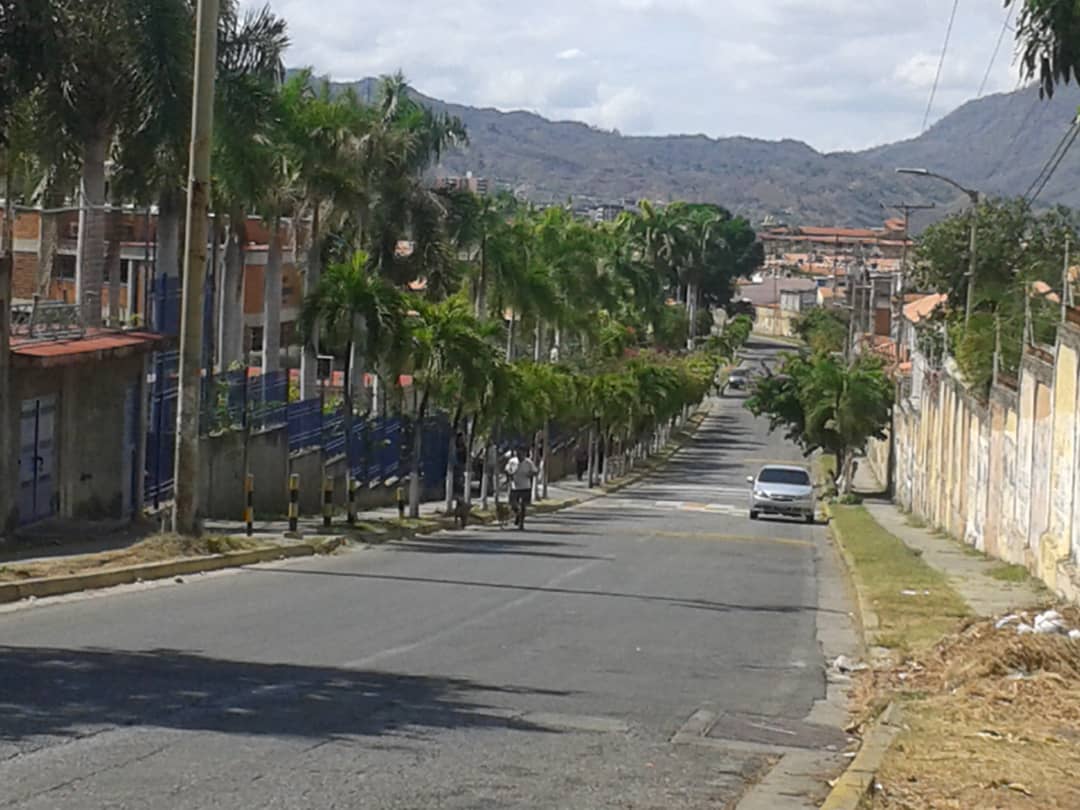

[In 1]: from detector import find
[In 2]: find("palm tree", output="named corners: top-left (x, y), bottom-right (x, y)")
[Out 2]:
top-left (32, 0), bottom-right (194, 323)
top-left (404, 295), bottom-right (498, 517)
top-left (211, 4), bottom-right (288, 369)
top-left (299, 250), bottom-right (406, 483)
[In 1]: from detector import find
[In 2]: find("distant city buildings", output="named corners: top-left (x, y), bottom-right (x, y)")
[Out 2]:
top-left (758, 219), bottom-right (911, 280)
top-left (435, 171), bottom-right (490, 195)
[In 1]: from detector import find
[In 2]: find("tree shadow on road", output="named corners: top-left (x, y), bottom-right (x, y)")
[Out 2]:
top-left (389, 535), bottom-right (609, 562)
top-left (245, 567), bottom-right (842, 619)
top-left (0, 646), bottom-right (570, 746)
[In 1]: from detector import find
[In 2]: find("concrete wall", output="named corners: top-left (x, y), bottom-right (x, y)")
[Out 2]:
top-left (13, 354), bottom-right (144, 522)
top-left (753, 305), bottom-right (798, 338)
top-left (884, 319), bottom-right (1080, 601)
top-left (199, 426), bottom-right (289, 519)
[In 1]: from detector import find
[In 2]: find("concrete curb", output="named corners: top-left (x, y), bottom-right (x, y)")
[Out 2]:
top-left (824, 502), bottom-right (881, 639)
top-left (819, 703), bottom-right (902, 810)
top-left (0, 538), bottom-right (344, 605)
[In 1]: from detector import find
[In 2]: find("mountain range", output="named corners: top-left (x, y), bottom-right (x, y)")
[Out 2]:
top-left (324, 75), bottom-right (1080, 228)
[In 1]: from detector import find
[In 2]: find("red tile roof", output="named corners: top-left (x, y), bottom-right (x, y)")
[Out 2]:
top-left (12, 329), bottom-right (166, 368)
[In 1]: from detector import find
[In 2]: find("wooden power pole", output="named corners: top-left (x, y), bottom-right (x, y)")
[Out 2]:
top-left (173, 0), bottom-right (220, 534)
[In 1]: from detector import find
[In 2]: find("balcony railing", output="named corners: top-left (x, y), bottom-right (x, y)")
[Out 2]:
top-left (10, 298), bottom-right (86, 341)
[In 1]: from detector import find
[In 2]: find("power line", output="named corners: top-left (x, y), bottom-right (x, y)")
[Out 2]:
top-left (923, 0), bottom-right (961, 132)
top-left (977, 5), bottom-right (1015, 98)
top-left (1024, 116), bottom-right (1080, 201)
top-left (985, 92), bottom-right (1043, 180)
top-left (1027, 119), bottom-right (1080, 203)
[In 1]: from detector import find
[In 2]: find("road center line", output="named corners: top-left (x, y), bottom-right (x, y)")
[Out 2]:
top-left (648, 531), bottom-right (814, 548)
top-left (341, 559), bottom-right (601, 669)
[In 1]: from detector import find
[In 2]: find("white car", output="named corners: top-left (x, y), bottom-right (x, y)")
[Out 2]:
top-left (748, 465), bottom-right (816, 523)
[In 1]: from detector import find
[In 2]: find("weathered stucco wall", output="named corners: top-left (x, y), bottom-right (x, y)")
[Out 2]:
top-left (889, 320), bottom-right (1080, 601)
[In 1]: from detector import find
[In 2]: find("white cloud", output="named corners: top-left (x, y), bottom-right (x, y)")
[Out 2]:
top-left (248, 0), bottom-right (1026, 151)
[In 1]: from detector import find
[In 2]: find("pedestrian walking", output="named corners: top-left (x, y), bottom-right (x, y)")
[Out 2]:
top-left (505, 447), bottom-right (538, 529)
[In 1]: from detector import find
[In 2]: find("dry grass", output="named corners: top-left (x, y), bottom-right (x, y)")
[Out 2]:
top-left (859, 610), bottom-right (1080, 809)
top-left (0, 534), bottom-right (263, 583)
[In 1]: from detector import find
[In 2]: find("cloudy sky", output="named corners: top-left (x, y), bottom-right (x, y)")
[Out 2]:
top-left (245, 0), bottom-right (1024, 152)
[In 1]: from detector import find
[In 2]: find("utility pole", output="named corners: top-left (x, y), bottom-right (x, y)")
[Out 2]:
top-left (883, 202), bottom-right (935, 346)
top-left (172, 0), bottom-right (220, 535)
top-left (1062, 233), bottom-right (1072, 323)
top-left (0, 162), bottom-right (14, 536)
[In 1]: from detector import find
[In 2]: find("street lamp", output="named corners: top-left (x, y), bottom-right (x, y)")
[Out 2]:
top-left (896, 167), bottom-right (980, 328)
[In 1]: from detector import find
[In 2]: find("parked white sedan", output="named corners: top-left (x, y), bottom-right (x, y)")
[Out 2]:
top-left (748, 465), bottom-right (816, 523)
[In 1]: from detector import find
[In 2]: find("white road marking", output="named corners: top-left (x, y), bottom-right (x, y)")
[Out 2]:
top-left (341, 559), bottom-right (601, 669)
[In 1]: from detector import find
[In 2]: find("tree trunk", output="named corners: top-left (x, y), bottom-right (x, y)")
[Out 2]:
top-left (157, 187), bottom-right (182, 279)
top-left (463, 416), bottom-right (476, 508)
top-left (445, 406), bottom-right (463, 512)
top-left (534, 319), bottom-right (542, 362)
top-left (475, 237), bottom-right (487, 318)
top-left (686, 281), bottom-right (696, 350)
top-left (300, 202), bottom-right (321, 400)
top-left (587, 423), bottom-right (597, 487)
top-left (408, 393), bottom-right (428, 518)
top-left (506, 313), bottom-right (515, 361)
top-left (219, 219), bottom-right (246, 369)
top-left (36, 182), bottom-right (61, 297)
top-left (76, 133), bottom-right (109, 326)
top-left (105, 219), bottom-right (122, 326)
top-left (480, 441), bottom-right (491, 510)
top-left (343, 338), bottom-right (355, 520)
top-left (840, 450), bottom-right (854, 496)
top-left (262, 214), bottom-right (282, 376)
top-left (541, 420), bottom-right (550, 499)
top-left (1, 160), bottom-right (15, 535)
top-left (601, 432), bottom-right (611, 484)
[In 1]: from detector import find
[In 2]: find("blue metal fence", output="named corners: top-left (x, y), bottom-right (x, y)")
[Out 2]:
top-left (287, 398), bottom-right (323, 452)
top-left (145, 351), bottom-right (179, 507)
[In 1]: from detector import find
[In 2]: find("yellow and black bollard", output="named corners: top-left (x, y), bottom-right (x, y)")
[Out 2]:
top-left (288, 473), bottom-right (300, 533)
top-left (244, 473), bottom-right (255, 537)
top-left (396, 485), bottom-right (406, 520)
top-left (322, 476), bottom-right (334, 528)
top-left (347, 475), bottom-right (359, 525)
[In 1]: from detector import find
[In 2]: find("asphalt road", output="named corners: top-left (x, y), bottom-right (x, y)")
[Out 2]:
top-left (0, 340), bottom-right (853, 809)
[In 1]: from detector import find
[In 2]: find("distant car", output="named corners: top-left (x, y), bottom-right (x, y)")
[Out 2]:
top-left (726, 369), bottom-right (749, 390)
top-left (748, 465), bottom-right (815, 523)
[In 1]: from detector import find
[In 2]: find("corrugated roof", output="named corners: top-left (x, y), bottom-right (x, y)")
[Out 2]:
top-left (902, 293), bottom-right (947, 324)
top-left (11, 329), bottom-right (166, 367)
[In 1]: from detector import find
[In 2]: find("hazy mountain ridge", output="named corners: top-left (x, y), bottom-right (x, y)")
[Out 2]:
top-left (311, 72), bottom-right (1080, 226)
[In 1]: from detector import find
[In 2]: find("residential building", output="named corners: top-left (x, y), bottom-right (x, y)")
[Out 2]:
top-left (6, 302), bottom-right (165, 527)
top-left (435, 172), bottom-right (490, 195)
top-left (0, 207), bottom-right (301, 366)
top-left (758, 219), bottom-right (911, 283)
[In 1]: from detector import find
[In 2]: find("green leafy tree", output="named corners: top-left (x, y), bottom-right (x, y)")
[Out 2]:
top-left (299, 250), bottom-right (406, 484)
top-left (794, 308), bottom-right (849, 355)
top-left (1008, 0), bottom-right (1080, 96)
top-left (746, 353), bottom-right (893, 494)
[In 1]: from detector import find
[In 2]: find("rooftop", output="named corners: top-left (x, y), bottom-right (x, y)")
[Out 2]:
top-left (11, 329), bottom-right (167, 368)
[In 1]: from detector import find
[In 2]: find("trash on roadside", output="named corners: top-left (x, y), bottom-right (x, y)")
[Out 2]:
top-left (1034, 610), bottom-right (1068, 636)
top-left (1069, 629), bottom-right (1080, 641)
top-left (1016, 623), bottom-right (1035, 635)
top-left (995, 614), bottom-right (1022, 629)
top-left (832, 655), bottom-right (870, 673)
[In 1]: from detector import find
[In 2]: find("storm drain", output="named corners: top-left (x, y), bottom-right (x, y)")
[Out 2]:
top-left (705, 711), bottom-right (851, 752)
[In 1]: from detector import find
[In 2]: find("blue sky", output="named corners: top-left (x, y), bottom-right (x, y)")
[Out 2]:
top-left (245, 0), bottom-right (1023, 152)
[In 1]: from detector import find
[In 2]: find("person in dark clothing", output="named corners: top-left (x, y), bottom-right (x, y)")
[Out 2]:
top-left (575, 442), bottom-right (588, 481)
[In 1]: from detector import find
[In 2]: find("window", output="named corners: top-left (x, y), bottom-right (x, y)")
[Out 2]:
top-left (55, 255), bottom-right (76, 281)
top-left (758, 468), bottom-right (810, 486)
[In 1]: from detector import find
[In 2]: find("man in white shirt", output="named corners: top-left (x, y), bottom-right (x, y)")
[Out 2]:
top-left (505, 447), bottom-right (538, 529)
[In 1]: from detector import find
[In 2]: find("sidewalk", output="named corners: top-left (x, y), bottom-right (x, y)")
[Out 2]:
top-left (851, 462), bottom-right (1045, 617)
top-left (202, 477), bottom-right (596, 540)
